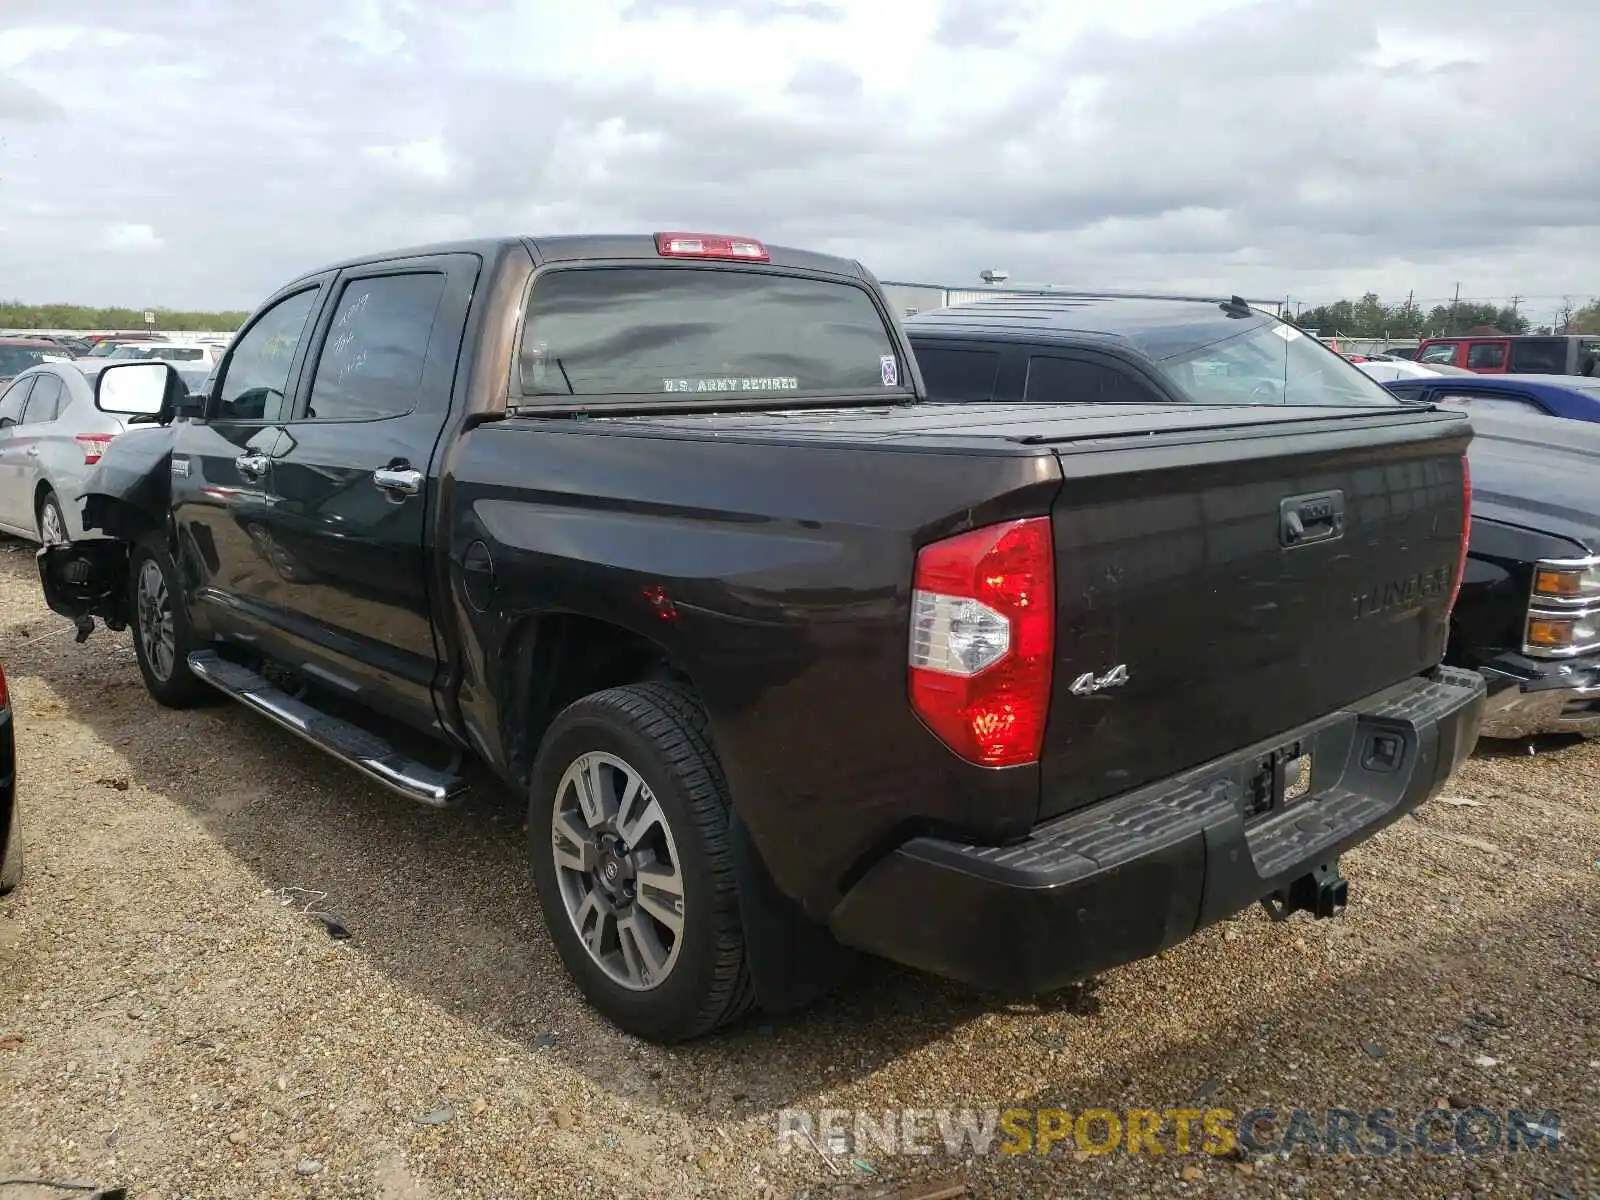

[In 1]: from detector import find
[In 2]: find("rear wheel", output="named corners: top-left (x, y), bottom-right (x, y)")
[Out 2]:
top-left (0, 802), bottom-right (21, 894)
top-left (129, 539), bottom-right (210, 708)
top-left (36, 490), bottom-right (65, 546)
top-left (528, 682), bottom-right (752, 1042)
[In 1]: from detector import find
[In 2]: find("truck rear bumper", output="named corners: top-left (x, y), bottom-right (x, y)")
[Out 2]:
top-left (1477, 650), bottom-right (1600, 739)
top-left (828, 666), bottom-right (1486, 994)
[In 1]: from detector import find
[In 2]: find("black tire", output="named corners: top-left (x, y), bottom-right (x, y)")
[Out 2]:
top-left (128, 537), bottom-right (211, 709)
top-left (527, 682), bottom-right (753, 1042)
top-left (36, 489), bottom-right (66, 546)
top-left (0, 802), bottom-right (21, 894)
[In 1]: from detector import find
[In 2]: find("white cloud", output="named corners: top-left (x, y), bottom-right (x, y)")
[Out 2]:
top-left (0, 25), bottom-right (88, 67)
top-left (100, 223), bottom-right (164, 252)
top-left (364, 136), bottom-right (455, 183)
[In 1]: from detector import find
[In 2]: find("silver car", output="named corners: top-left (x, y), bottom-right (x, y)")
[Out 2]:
top-left (0, 362), bottom-right (134, 543)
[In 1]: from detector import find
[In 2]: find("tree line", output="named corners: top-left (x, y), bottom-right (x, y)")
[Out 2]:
top-left (1292, 293), bottom-right (1600, 340)
top-left (9, 293), bottom-right (1600, 341)
top-left (0, 302), bottom-right (248, 332)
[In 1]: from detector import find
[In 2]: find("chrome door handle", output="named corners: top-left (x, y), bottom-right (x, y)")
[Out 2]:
top-left (373, 466), bottom-right (423, 496)
top-left (234, 453), bottom-right (269, 478)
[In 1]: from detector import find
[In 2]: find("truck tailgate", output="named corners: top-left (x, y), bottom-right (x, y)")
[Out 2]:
top-left (1039, 411), bottom-right (1471, 817)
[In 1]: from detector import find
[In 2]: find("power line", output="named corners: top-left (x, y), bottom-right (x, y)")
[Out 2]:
top-left (1298, 292), bottom-right (1598, 307)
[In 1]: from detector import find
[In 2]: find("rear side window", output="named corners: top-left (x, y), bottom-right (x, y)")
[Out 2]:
top-left (1466, 342), bottom-right (1506, 370)
top-left (1508, 339), bottom-right (1564, 373)
top-left (518, 268), bottom-right (904, 400)
top-left (1418, 343), bottom-right (1460, 365)
top-left (0, 377), bottom-right (34, 425)
top-left (1025, 356), bottom-right (1163, 404)
top-left (304, 272), bottom-right (447, 421)
top-left (915, 346), bottom-right (1001, 401)
top-left (20, 373), bottom-right (63, 424)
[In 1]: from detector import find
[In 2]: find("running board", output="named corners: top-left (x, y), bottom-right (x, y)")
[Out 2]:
top-left (187, 651), bottom-right (466, 807)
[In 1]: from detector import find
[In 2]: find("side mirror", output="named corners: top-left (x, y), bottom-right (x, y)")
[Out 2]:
top-left (94, 360), bottom-right (184, 417)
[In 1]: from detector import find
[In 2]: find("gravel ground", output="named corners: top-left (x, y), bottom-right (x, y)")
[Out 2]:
top-left (0, 542), bottom-right (1596, 1200)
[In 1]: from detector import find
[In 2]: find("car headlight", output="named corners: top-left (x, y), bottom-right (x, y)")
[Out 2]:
top-left (1524, 558), bottom-right (1600, 657)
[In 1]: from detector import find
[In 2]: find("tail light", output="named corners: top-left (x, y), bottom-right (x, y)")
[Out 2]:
top-left (908, 517), bottom-right (1054, 767)
top-left (0, 663), bottom-right (8, 711)
top-left (1447, 454), bottom-right (1471, 616)
top-left (76, 434), bottom-right (114, 465)
top-left (654, 232), bottom-right (769, 262)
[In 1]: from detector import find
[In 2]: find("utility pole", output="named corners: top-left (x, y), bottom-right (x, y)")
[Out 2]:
top-left (1450, 283), bottom-right (1460, 334)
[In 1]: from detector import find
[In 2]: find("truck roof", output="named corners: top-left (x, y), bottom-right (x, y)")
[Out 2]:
top-left (292, 234), bottom-right (870, 287)
top-left (906, 294), bottom-right (1283, 363)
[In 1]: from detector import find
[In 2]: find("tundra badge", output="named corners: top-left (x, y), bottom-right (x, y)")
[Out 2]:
top-left (1069, 664), bottom-right (1129, 696)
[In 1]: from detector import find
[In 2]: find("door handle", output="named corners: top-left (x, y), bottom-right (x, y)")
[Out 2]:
top-left (26, 446), bottom-right (39, 458)
top-left (373, 466), bottom-right (423, 496)
top-left (234, 453), bottom-right (269, 479)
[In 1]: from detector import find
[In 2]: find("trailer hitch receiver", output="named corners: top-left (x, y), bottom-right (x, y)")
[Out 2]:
top-left (1260, 859), bottom-right (1348, 922)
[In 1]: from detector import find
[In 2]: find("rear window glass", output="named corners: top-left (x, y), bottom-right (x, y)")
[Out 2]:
top-left (915, 345), bottom-right (1001, 401)
top-left (0, 348), bottom-right (54, 375)
top-left (518, 268), bottom-right (904, 400)
top-left (1154, 320), bottom-right (1403, 407)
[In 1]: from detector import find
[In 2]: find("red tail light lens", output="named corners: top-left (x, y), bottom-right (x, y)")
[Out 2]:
top-left (908, 517), bottom-right (1054, 767)
top-left (1448, 454), bottom-right (1471, 616)
top-left (0, 663), bottom-right (8, 710)
top-left (77, 434), bottom-right (114, 465)
top-left (654, 232), bottom-right (769, 262)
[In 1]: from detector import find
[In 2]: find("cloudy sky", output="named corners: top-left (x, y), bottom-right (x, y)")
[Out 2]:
top-left (1, 0), bottom-right (1595, 322)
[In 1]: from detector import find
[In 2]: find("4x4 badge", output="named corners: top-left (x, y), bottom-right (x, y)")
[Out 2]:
top-left (1069, 664), bottom-right (1129, 696)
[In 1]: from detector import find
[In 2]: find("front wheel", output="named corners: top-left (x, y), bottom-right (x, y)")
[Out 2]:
top-left (129, 539), bottom-right (211, 709)
top-left (527, 682), bottom-right (752, 1042)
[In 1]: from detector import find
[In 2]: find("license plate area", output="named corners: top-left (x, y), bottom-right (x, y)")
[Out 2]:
top-left (1245, 737), bottom-right (1315, 822)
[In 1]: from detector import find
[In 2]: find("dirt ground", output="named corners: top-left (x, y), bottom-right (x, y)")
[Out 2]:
top-left (0, 542), bottom-right (1595, 1200)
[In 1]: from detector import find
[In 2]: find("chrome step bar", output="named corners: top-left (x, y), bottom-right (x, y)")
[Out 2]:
top-left (187, 651), bottom-right (466, 807)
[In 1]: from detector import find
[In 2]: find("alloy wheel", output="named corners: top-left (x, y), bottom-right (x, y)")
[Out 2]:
top-left (39, 501), bottom-right (65, 546)
top-left (550, 751), bottom-right (686, 991)
top-left (136, 558), bottom-right (176, 682)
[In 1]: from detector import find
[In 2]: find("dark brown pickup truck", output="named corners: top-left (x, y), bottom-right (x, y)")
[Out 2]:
top-left (41, 238), bottom-right (1484, 1041)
